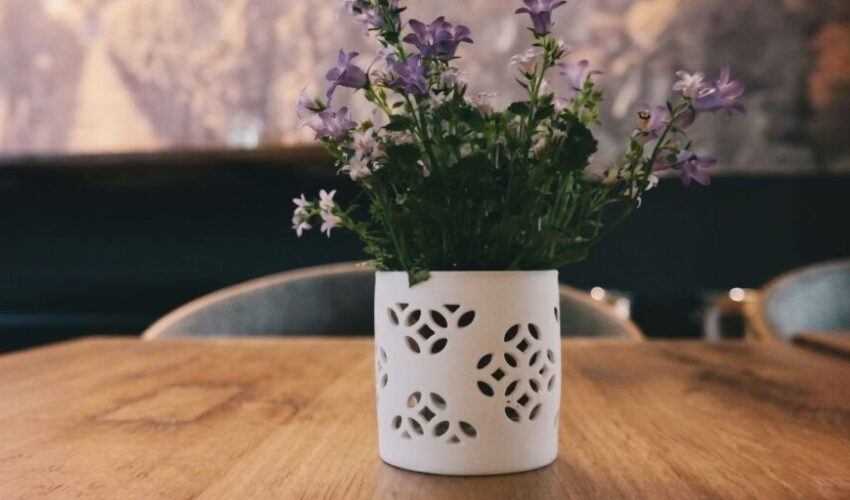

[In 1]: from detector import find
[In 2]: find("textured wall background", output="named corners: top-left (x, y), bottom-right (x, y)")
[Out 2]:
top-left (0, 0), bottom-right (848, 173)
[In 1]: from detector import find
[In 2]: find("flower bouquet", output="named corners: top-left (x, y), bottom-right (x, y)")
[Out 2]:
top-left (294, 0), bottom-right (744, 475)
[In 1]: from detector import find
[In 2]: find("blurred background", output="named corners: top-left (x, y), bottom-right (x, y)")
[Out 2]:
top-left (1, 0), bottom-right (849, 351)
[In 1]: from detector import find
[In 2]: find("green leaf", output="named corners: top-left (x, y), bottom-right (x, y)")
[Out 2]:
top-left (508, 101), bottom-right (531, 117)
top-left (384, 115), bottom-right (415, 131)
top-left (384, 143), bottom-right (421, 164)
top-left (408, 269), bottom-right (431, 286)
top-left (557, 121), bottom-right (598, 171)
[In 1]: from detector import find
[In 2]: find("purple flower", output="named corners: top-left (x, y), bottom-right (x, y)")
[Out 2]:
top-left (634, 105), bottom-right (669, 144)
top-left (515, 0), bottom-right (568, 35)
top-left (296, 87), bottom-right (323, 119)
top-left (308, 107), bottom-right (356, 141)
top-left (325, 50), bottom-right (368, 99)
top-left (557, 60), bottom-right (602, 99)
top-left (675, 107), bottom-right (697, 129)
top-left (655, 150), bottom-right (717, 187)
top-left (389, 55), bottom-right (428, 95)
top-left (695, 66), bottom-right (746, 115)
top-left (403, 17), bottom-right (473, 60)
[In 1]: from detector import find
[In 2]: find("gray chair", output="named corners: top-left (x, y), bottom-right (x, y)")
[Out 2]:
top-left (143, 262), bottom-right (644, 340)
top-left (751, 259), bottom-right (850, 341)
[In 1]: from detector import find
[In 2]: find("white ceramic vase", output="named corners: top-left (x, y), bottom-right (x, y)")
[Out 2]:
top-left (374, 271), bottom-right (562, 476)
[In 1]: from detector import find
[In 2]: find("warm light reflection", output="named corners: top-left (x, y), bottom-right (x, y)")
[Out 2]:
top-left (590, 287), bottom-right (606, 301)
top-left (728, 287), bottom-right (746, 302)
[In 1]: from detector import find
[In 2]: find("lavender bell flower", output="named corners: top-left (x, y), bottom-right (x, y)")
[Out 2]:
top-left (296, 87), bottom-right (323, 119)
top-left (389, 55), bottom-right (428, 95)
top-left (404, 17), bottom-right (473, 60)
top-left (309, 107), bottom-right (356, 141)
top-left (655, 150), bottom-right (717, 187)
top-left (515, 0), bottom-right (568, 35)
top-left (634, 105), bottom-right (669, 144)
top-left (695, 66), bottom-right (746, 115)
top-left (557, 60), bottom-right (602, 99)
top-left (325, 50), bottom-right (368, 99)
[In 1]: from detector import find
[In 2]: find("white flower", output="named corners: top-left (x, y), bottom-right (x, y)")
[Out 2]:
top-left (292, 194), bottom-right (310, 215)
top-left (418, 160), bottom-right (431, 178)
top-left (459, 144), bottom-right (473, 158)
top-left (292, 216), bottom-right (312, 238)
top-left (507, 116), bottom-right (523, 136)
top-left (351, 129), bottom-right (381, 159)
top-left (554, 98), bottom-right (570, 111)
top-left (466, 92), bottom-right (499, 114)
top-left (532, 132), bottom-right (548, 155)
top-left (429, 92), bottom-right (448, 108)
top-left (318, 189), bottom-right (336, 212)
top-left (320, 211), bottom-right (342, 237)
top-left (646, 174), bottom-right (659, 191)
top-left (510, 48), bottom-right (543, 75)
top-left (539, 78), bottom-right (553, 96)
top-left (555, 39), bottom-right (572, 54)
top-left (440, 67), bottom-right (464, 87)
top-left (382, 129), bottom-right (414, 144)
top-left (340, 156), bottom-right (372, 180)
top-left (673, 71), bottom-right (715, 99)
top-left (601, 169), bottom-right (620, 185)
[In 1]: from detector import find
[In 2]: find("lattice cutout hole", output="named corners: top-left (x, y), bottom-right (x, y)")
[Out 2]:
top-left (430, 310), bottom-right (448, 328)
top-left (408, 418), bottom-right (424, 435)
top-left (418, 324), bottom-right (435, 340)
top-left (430, 338), bottom-right (447, 354)
top-left (406, 309), bottom-right (422, 326)
top-left (459, 421), bottom-right (477, 438)
top-left (529, 403), bottom-right (542, 421)
top-left (429, 393), bottom-right (446, 410)
top-left (434, 420), bottom-right (450, 437)
top-left (419, 406), bottom-right (436, 422)
top-left (405, 336), bottom-right (421, 353)
top-left (477, 354), bottom-right (493, 369)
top-left (457, 311), bottom-right (476, 328)
top-left (477, 381), bottom-right (494, 397)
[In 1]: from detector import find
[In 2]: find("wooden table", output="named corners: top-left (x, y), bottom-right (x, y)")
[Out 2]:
top-left (2, 337), bottom-right (849, 499)
top-left (793, 332), bottom-right (850, 361)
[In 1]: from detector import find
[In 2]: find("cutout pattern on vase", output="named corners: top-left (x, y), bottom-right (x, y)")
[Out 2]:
top-left (386, 303), bottom-right (476, 355)
top-left (390, 391), bottom-right (478, 444)
top-left (475, 323), bottom-right (556, 423)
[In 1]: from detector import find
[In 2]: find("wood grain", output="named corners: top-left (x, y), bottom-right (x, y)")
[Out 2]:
top-left (1, 337), bottom-right (849, 499)
top-left (793, 332), bottom-right (850, 361)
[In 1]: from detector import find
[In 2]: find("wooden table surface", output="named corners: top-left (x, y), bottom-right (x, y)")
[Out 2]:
top-left (2, 337), bottom-right (849, 499)
top-left (793, 332), bottom-right (850, 361)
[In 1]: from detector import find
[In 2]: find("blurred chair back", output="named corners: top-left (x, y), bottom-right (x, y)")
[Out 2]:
top-left (144, 262), bottom-right (644, 340)
top-left (751, 259), bottom-right (850, 341)
top-left (558, 286), bottom-right (644, 340)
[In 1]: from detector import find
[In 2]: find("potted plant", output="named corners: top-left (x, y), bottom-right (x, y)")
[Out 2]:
top-left (293, 0), bottom-right (745, 475)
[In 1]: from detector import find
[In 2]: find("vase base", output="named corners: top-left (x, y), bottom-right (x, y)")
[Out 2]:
top-left (379, 454), bottom-right (558, 477)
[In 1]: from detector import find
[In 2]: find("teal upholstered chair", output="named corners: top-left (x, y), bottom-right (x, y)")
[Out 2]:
top-left (143, 262), bottom-right (644, 340)
top-left (751, 259), bottom-right (850, 341)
